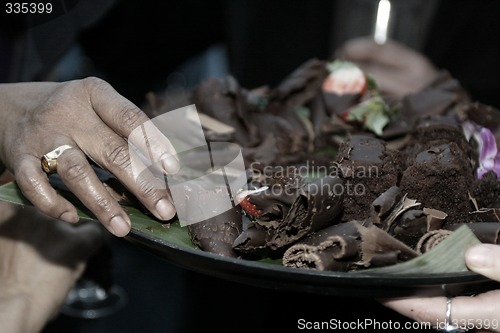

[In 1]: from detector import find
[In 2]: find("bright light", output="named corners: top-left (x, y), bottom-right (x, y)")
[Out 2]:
top-left (374, 0), bottom-right (391, 45)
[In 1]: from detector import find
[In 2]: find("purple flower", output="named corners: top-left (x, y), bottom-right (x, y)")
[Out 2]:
top-left (476, 127), bottom-right (500, 179)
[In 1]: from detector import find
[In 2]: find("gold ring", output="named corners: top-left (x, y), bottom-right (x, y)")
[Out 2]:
top-left (41, 145), bottom-right (73, 174)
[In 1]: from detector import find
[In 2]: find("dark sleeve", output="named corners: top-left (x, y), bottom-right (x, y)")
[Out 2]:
top-left (0, 0), bottom-right (116, 82)
top-left (78, 0), bottom-right (226, 104)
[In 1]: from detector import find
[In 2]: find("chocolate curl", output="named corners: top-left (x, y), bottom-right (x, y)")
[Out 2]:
top-left (232, 170), bottom-right (303, 256)
top-left (372, 186), bottom-right (402, 220)
top-left (191, 76), bottom-right (259, 147)
top-left (391, 210), bottom-right (428, 249)
top-left (355, 222), bottom-right (419, 268)
top-left (270, 58), bottom-right (328, 109)
top-left (423, 207), bottom-right (448, 230)
top-left (390, 207), bottom-right (446, 249)
top-left (416, 229), bottom-right (453, 255)
top-left (187, 205), bottom-right (243, 258)
top-left (372, 189), bottom-right (421, 232)
top-left (282, 221), bottom-right (361, 271)
top-left (445, 222), bottom-right (500, 244)
top-left (245, 168), bottom-right (303, 220)
top-left (383, 71), bottom-right (469, 137)
top-left (267, 176), bottom-right (345, 251)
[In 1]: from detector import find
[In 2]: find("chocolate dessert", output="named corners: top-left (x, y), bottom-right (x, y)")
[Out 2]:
top-left (233, 172), bottom-right (344, 257)
top-left (141, 57), bottom-right (500, 272)
top-left (332, 135), bottom-right (399, 222)
top-left (399, 142), bottom-right (474, 225)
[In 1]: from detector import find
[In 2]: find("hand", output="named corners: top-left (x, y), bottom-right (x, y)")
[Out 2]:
top-left (336, 37), bottom-right (439, 97)
top-left (0, 78), bottom-right (180, 236)
top-left (380, 244), bottom-right (500, 332)
top-left (0, 201), bottom-right (104, 333)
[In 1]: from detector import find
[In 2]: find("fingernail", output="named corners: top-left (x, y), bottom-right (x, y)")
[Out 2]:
top-left (466, 245), bottom-right (493, 269)
top-left (161, 154), bottom-right (180, 174)
top-left (109, 215), bottom-right (131, 237)
top-left (156, 199), bottom-right (176, 220)
top-left (60, 211), bottom-right (79, 223)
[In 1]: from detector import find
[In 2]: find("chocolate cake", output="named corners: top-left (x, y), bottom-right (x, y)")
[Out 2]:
top-left (331, 134), bottom-right (399, 222)
top-left (141, 57), bottom-right (500, 272)
top-left (399, 142), bottom-right (474, 225)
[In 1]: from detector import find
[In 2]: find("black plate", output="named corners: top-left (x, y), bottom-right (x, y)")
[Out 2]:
top-left (1, 181), bottom-right (498, 298)
top-left (126, 227), bottom-right (500, 298)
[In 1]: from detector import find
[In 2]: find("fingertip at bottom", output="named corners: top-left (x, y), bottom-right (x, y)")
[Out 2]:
top-left (59, 211), bottom-right (80, 223)
top-left (108, 215), bottom-right (131, 237)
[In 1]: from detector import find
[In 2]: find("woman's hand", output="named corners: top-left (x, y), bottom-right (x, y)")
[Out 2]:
top-left (336, 37), bottom-right (439, 97)
top-left (381, 244), bottom-right (500, 332)
top-left (0, 201), bottom-right (104, 333)
top-left (0, 77), bottom-right (180, 236)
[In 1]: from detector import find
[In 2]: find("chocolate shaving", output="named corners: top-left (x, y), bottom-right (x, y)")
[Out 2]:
top-left (416, 229), bottom-right (453, 254)
top-left (355, 222), bottom-right (419, 268)
top-left (372, 186), bottom-right (402, 219)
top-left (267, 176), bottom-right (345, 250)
top-left (423, 207), bottom-right (448, 230)
top-left (282, 221), bottom-right (361, 271)
top-left (391, 209), bottom-right (428, 249)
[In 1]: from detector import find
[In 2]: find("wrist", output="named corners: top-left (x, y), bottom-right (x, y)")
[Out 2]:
top-left (0, 292), bottom-right (53, 333)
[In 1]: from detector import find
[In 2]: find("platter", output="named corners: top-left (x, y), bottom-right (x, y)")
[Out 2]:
top-left (0, 180), bottom-right (499, 298)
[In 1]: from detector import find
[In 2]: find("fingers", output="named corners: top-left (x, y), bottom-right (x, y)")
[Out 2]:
top-left (466, 244), bottom-right (500, 281)
top-left (55, 147), bottom-right (133, 237)
top-left (14, 156), bottom-right (79, 224)
top-left (82, 77), bottom-right (180, 175)
top-left (381, 291), bottom-right (500, 331)
top-left (381, 296), bottom-right (447, 325)
top-left (3, 79), bottom-right (178, 235)
top-left (80, 124), bottom-right (177, 222)
top-left (16, 148), bottom-right (133, 237)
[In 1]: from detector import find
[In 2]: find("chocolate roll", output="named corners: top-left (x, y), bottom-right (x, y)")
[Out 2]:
top-left (282, 221), bottom-right (361, 271)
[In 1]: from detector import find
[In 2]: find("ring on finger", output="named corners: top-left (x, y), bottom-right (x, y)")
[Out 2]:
top-left (445, 297), bottom-right (467, 333)
top-left (41, 144), bottom-right (73, 174)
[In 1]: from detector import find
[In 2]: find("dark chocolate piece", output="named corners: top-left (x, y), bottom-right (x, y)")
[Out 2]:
top-left (191, 75), bottom-right (259, 147)
top-left (270, 58), bottom-right (328, 109)
top-left (356, 223), bottom-right (419, 268)
top-left (267, 175), bottom-right (345, 250)
top-left (282, 221), bottom-right (361, 271)
top-left (232, 224), bottom-right (270, 258)
top-left (187, 205), bottom-right (243, 258)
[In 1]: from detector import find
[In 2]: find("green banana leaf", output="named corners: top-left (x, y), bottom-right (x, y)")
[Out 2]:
top-left (0, 181), bottom-right (195, 249)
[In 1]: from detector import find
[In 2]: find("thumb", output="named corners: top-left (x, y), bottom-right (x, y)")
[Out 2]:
top-left (465, 244), bottom-right (500, 282)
